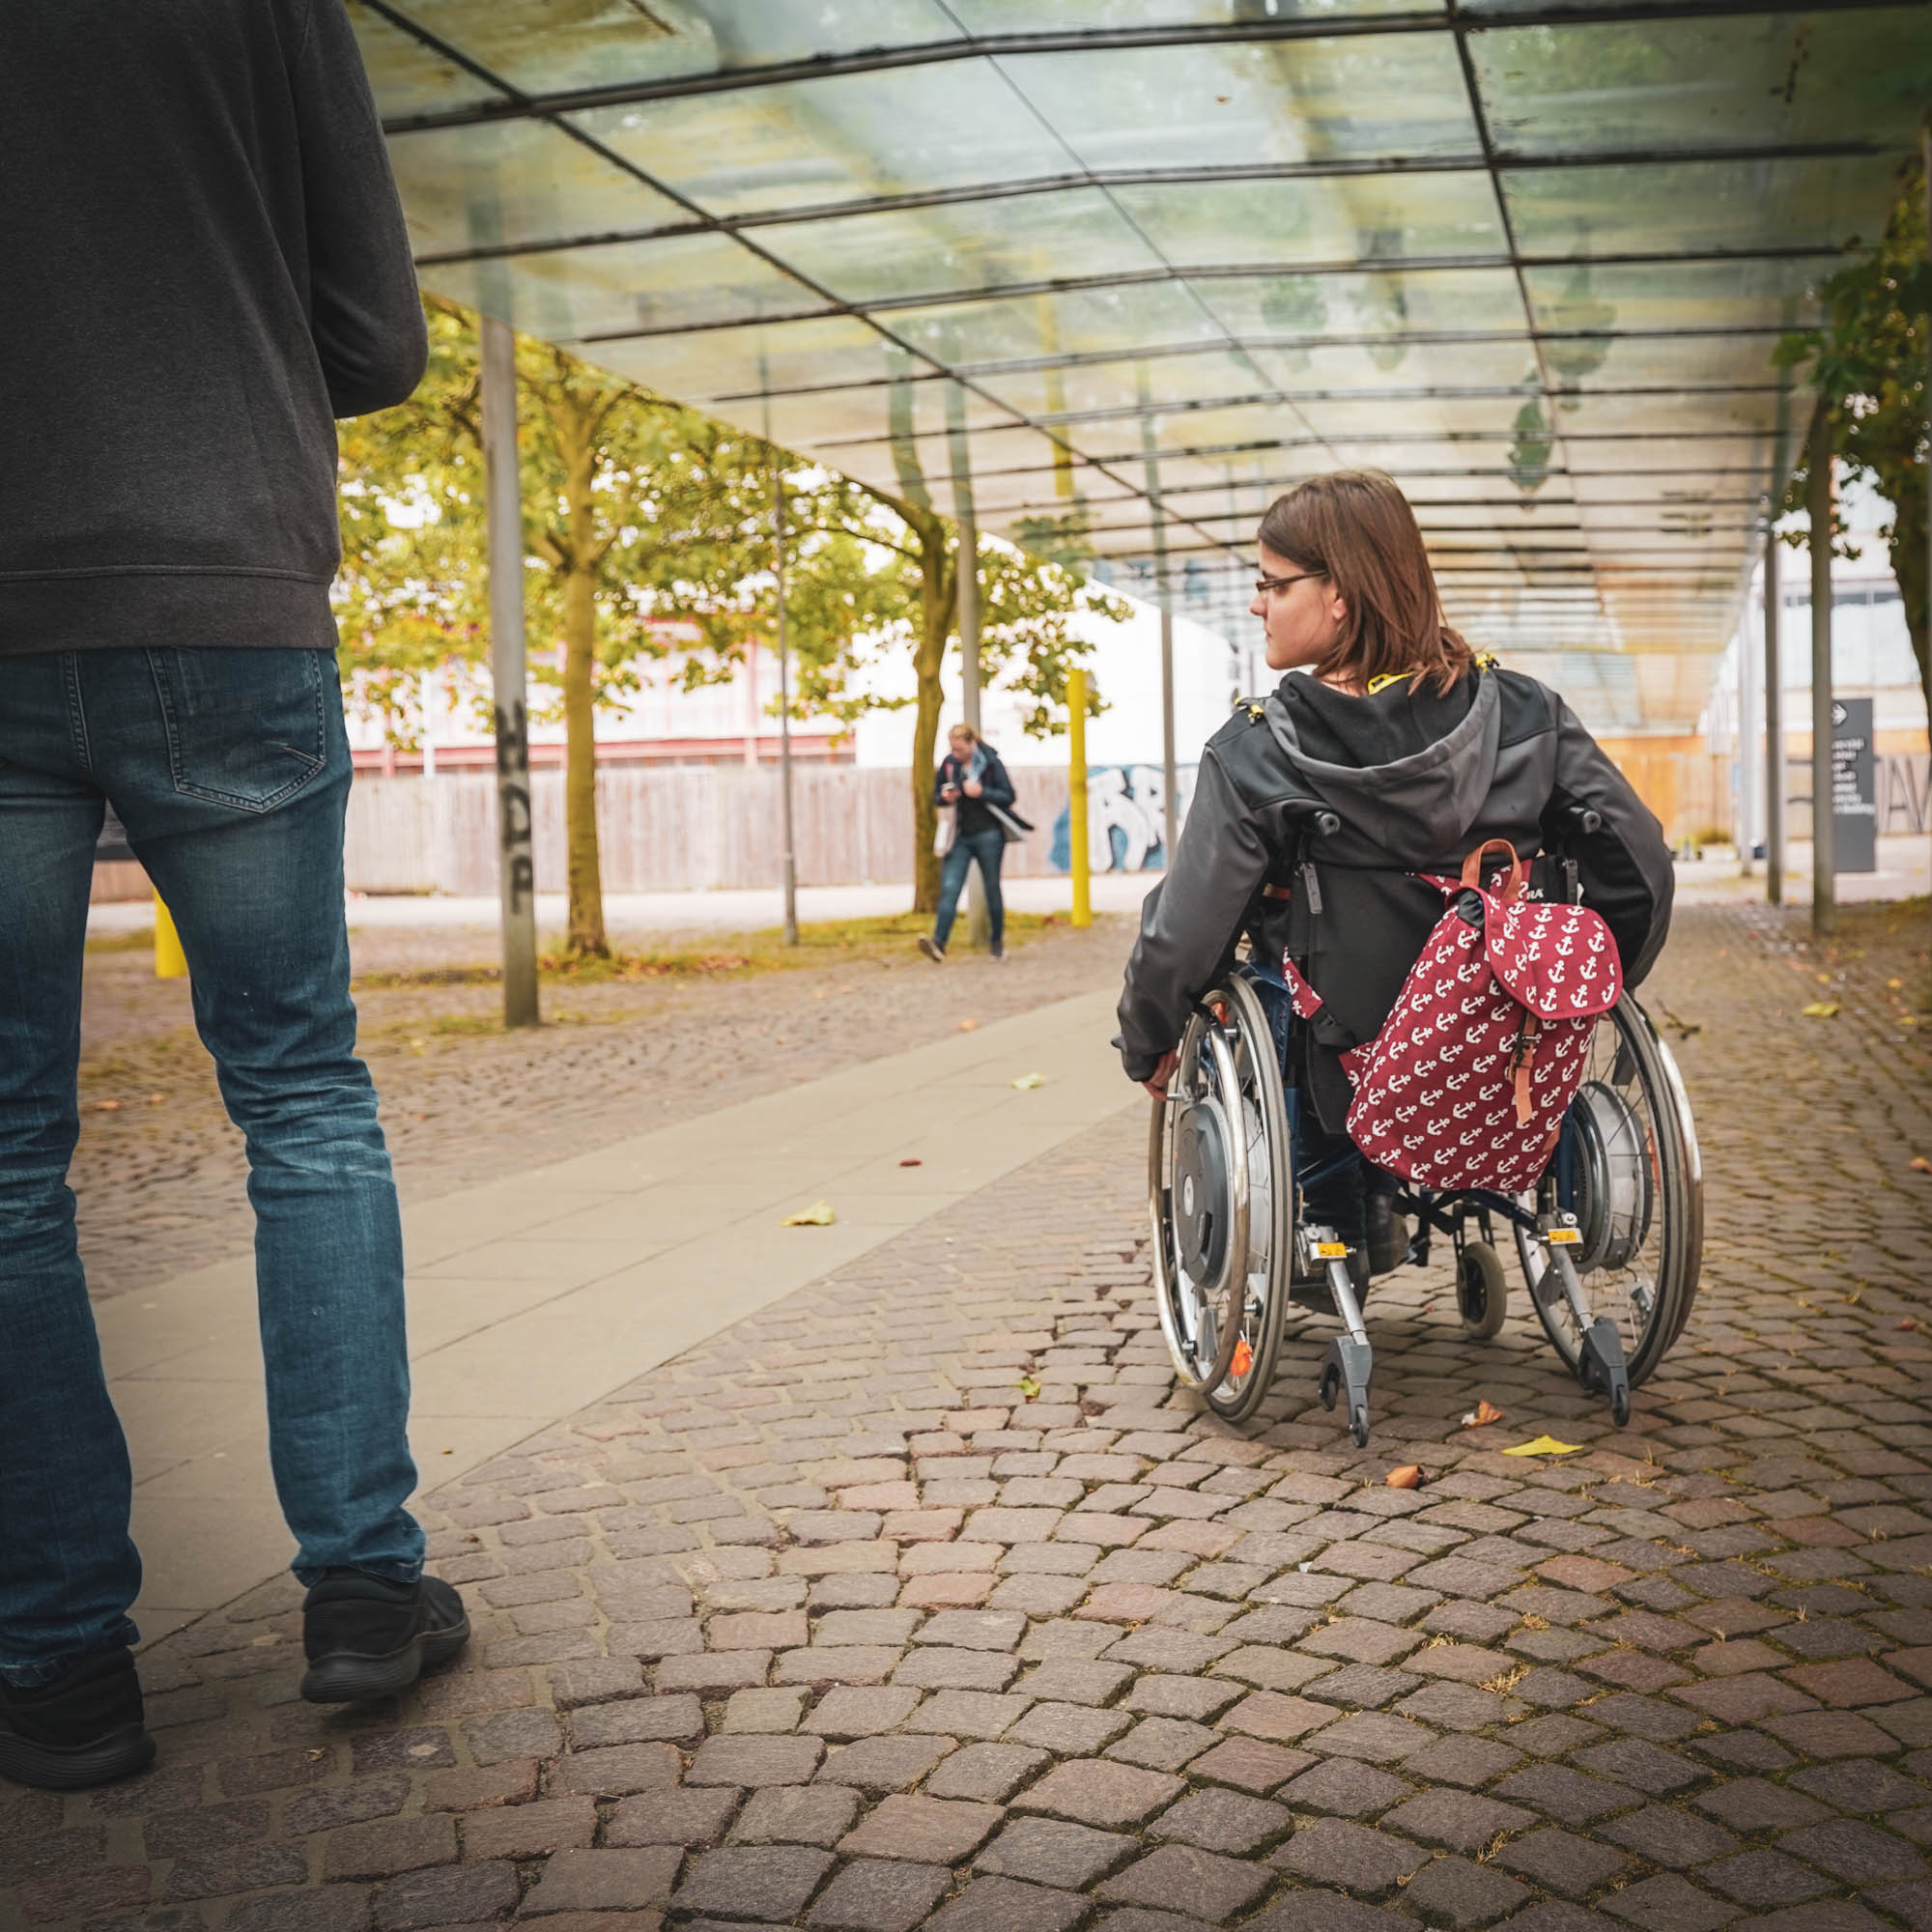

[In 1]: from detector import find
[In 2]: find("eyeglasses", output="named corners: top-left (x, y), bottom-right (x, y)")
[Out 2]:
top-left (1254, 569), bottom-right (1324, 598)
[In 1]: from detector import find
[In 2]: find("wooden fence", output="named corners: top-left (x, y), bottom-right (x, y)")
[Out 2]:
top-left (96, 746), bottom-right (1928, 902)
top-left (341, 765), bottom-right (1075, 896)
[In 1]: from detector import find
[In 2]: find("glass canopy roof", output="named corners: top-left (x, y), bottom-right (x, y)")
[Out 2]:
top-left (355, 0), bottom-right (1932, 734)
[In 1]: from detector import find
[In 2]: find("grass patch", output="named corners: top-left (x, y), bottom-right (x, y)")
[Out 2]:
top-left (86, 926), bottom-right (157, 954)
top-left (357, 909), bottom-right (1067, 989)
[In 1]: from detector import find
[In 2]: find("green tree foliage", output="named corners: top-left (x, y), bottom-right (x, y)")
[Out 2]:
top-left (1777, 155), bottom-right (1931, 722)
top-left (335, 299), bottom-right (1119, 935)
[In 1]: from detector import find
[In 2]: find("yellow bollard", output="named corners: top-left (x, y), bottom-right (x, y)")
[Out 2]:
top-left (154, 894), bottom-right (187, 980)
top-left (1068, 668), bottom-right (1092, 928)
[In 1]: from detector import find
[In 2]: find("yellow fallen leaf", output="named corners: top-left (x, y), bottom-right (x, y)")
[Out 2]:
top-left (1011, 1072), bottom-right (1047, 1090)
top-left (781, 1201), bottom-right (837, 1227)
top-left (1016, 1375), bottom-right (1041, 1401)
top-left (1801, 1002), bottom-right (1840, 1019)
top-left (1502, 1435), bottom-right (1585, 1457)
top-left (956, 1018), bottom-right (979, 1032)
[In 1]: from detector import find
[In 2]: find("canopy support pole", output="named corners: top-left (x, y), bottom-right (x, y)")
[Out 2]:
top-left (1140, 401), bottom-right (1177, 867)
top-left (774, 462), bottom-right (798, 947)
top-left (1763, 526), bottom-right (1783, 907)
top-left (1808, 403), bottom-right (1835, 936)
top-left (949, 385), bottom-right (988, 950)
top-left (481, 314), bottom-right (539, 1029)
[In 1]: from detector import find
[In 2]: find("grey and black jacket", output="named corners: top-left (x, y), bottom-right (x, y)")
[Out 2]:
top-left (934, 745), bottom-right (1019, 840)
top-left (1116, 666), bottom-right (1673, 1130)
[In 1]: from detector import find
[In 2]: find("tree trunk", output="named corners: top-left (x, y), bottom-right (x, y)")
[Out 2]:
top-left (1884, 466), bottom-right (1930, 730)
top-left (906, 506), bottom-right (955, 913)
top-left (555, 395), bottom-right (608, 956)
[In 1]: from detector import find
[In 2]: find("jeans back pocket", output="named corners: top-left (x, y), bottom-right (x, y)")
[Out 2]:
top-left (147, 648), bottom-right (329, 812)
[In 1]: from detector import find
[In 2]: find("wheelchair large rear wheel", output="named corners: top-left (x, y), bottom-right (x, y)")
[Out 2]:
top-left (1149, 976), bottom-right (1292, 1423)
top-left (1514, 995), bottom-right (1703, 1388)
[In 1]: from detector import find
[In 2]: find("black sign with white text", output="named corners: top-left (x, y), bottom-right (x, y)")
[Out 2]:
top-left (1832, 696), bottom-right (1877, 874)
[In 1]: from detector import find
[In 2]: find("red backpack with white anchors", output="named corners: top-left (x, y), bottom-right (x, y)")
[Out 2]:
top-left (1283, 838), bottom-right (1622, 1192)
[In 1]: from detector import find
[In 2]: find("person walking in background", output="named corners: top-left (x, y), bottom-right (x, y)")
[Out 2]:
top-left (0, 0), bottom-right (467, 1791)
top-left (920, 724), bottom-right (1029, 964)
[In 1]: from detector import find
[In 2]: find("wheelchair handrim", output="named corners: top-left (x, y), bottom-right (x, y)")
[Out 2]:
top-left (1147, 977), bottom-right (1291, 1419)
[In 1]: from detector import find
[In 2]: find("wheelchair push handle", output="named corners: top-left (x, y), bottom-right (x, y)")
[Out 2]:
top-left (1286, 802), bottom-right (1342, 838)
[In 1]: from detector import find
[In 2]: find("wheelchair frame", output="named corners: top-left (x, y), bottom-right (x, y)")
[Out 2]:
top-left (1149, 964), bottom-right (1703, 1442)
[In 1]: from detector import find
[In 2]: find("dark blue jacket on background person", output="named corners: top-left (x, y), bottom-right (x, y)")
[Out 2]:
top-left (933, 745), bottom-right (1019, 838)
top-left (0, 0), bottom-right (428, 661)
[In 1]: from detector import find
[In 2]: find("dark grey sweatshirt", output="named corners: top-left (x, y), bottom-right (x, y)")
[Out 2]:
top-left (0, 0), bottom-right (426, 659)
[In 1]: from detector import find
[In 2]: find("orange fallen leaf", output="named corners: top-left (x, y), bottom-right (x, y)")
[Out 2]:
top-left (956, 1018), bottom-right (979, 1032)
top-left (1387, 1464), bottom-right (1425, 1490)
top-left (1461, 1399), bottom-right (1506, 1429)
top-left (147, 1094), bottom-right (166, 1105)
top-left (899, 1157), bottom-right (923, 1167)
top-left (1231, 1338), bottom-right (1254, 1377)
top-left (94, 1099), bottom-right (123, 1112)
top-left (1911, 1157), bottom-right (1932, 1175)
top-left (1900, 1320), bottom-right (1918, 1332)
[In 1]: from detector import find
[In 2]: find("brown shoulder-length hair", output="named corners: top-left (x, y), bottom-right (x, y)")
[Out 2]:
top-left (1257, 470), bottom-right (1475, 695)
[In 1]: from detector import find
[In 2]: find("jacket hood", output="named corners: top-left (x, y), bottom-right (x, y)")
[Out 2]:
top-left (1263, 670), bottom-right (1502, 866)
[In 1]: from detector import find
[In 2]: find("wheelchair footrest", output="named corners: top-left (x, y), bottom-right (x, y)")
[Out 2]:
top-left (1577, 1316), bottom-right (1631, 1429)
top-left (1319, 1334), bottom-right (1375, 1448)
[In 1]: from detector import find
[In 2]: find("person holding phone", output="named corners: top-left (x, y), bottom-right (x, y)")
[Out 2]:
top-left (920, 723), bottom-right (1028, 963)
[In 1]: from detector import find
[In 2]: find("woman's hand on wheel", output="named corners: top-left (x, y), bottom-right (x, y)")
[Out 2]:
top-left (1143, 1048), bottom-right (1179, 1100)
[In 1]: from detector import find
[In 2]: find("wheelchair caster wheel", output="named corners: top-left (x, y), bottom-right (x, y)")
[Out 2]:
top-left (1457, 1241), bottom-right (1509, 1340)
top-left (1319, 1363), bottom-right (1340, 1412)
top-left (1350, 1405), bottom-right (1370, 1448)
top-left (1578, 1315), bottom-right (1633, 1430)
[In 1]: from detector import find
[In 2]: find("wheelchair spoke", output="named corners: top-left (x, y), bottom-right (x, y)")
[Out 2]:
top-left (1516, 995), bottom-right (1701, 1392)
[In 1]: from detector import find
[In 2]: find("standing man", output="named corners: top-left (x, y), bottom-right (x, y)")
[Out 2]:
top-left (0, 0), bottom-right (466, 1790)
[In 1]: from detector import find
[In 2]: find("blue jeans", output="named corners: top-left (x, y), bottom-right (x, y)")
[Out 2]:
top-left (0, 648), bottom-right (421, 1685)
top-left (933, 826), bottom-right (1006, 952)
top-left (1249, 971), bottom-right (1371, 1246)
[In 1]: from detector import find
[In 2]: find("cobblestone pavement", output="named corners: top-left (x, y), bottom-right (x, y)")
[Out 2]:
top-left (72, 915), bottom-right (1132, 1301)
top-left (9, 900), bottom-right (1932, 1932)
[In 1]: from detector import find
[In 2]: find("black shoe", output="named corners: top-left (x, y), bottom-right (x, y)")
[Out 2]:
top-left (990, 943), bottom-right (1006, 963)
top-left (1366, 1193), bottom-right (1409, 1276)
top-left (917, 934), bottom-right (946, 963)
top-left (300, 1571), bottom-right (469, 1705)
top-left (0, 1645), bottom-right (155, 1790)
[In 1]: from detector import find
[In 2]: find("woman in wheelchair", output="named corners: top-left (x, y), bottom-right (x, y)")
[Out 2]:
top-left (1121, 471), bottom-right (1697, 1436)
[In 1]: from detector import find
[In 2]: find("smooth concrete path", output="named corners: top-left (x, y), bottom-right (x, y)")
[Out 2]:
top-left (94, 985), bottom-right (1139, 1644)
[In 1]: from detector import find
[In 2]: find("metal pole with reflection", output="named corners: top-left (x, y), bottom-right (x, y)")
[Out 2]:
top-left (1807, 403), bottom-right (1835, 935)
top-left (948, 384), bottom-right (988, 950)
top-left (1139, 385), bottom-right (1178, 866)
top-left (481, 314), bottom-right (539, 1028)
top-left (1763, 525), bottom-right (1783, 906)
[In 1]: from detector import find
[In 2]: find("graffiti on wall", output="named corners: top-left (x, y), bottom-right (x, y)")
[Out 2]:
top-left (1050, 764), bottom-right (1199, 873)
top-left (1781, 752), bottom-right (1931, 836)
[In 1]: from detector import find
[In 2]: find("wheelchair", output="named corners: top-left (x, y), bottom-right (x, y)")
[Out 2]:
top-left (1148, 859), bottom-right (1703, 1442)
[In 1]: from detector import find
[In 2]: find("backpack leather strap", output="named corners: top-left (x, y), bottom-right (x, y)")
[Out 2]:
top-left (1459, 838), bottom-right (1525, 900)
